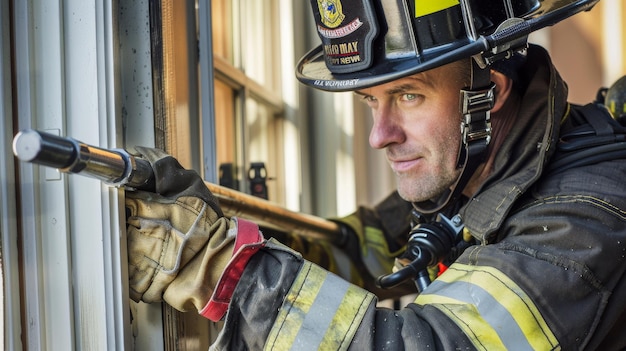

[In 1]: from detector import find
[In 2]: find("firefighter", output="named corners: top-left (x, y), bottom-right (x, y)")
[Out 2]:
top-left (125, 0), bottom-right (626, 349)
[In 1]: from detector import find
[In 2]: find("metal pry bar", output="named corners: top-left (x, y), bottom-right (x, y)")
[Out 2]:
top-left (12, 129), bottom-right (343, 243)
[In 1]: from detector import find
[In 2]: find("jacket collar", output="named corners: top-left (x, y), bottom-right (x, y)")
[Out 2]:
top-left (459, 45), bottom-right (569, 243)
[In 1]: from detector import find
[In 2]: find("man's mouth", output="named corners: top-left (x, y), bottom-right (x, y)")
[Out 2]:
top-left (389, 157), bottom-right (422, 173)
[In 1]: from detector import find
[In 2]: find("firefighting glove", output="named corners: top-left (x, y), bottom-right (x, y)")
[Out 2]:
top-left (125, 146), bottom-right (236, 313)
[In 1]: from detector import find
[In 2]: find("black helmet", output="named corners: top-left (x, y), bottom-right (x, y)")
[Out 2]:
top-left (297, 0), bottom-right (600, 92)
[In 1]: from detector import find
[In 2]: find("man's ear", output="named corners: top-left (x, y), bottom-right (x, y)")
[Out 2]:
top-left (490, 70), bottom-right (513, 112)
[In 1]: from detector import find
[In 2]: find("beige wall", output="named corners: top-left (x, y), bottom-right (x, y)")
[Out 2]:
top-left (547, 1), bottom-right (625, 104)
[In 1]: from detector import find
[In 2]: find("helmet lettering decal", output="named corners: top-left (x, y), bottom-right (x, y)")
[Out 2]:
top-left (317, 18), bottom-right (363, 39)
top-left (414, 0), bottom-right (460, 17)
top-left (313, 79), bottom-right (360, 88)
top-left (318, 0), bottom-right (346, 28)
top-left (324, 41), bottom-right (361, 65)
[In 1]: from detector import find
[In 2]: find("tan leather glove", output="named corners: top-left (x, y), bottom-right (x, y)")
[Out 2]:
top-left (125, 147), bottom-right (237, 313)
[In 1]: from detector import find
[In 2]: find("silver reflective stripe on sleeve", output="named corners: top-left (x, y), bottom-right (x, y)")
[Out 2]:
top-left (264, 261), bottom-right (376, 351)
top-left (415, 263), bottom-right (559, 350)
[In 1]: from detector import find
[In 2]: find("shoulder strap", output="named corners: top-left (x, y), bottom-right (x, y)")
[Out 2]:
top-left (548, 103), bottom-right (626, 174)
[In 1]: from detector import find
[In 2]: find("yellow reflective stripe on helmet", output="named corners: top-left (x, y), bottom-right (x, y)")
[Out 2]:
top-left (414, 0), bottom-right (460, 18)
top-left (265, 261), bottom-right (375, 351)
top-left (415, 263), bottom-right (559, 350)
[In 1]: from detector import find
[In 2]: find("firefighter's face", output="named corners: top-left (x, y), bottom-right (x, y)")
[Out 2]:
top-left (358, 62), bottom-right (466, 202)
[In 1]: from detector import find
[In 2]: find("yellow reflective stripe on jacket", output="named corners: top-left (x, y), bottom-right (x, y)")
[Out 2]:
top-left (361, 226), bottom-right (405, 277)
top-left (415, 263), bottom-right (559, 351)
top-left (265, 261), bottom-right (375, 351)
top-left (336, 213), bottom-right (405, 279)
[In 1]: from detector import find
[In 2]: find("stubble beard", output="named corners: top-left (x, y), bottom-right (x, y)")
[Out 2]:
top-left (394, 166), bottom-right (461, 203)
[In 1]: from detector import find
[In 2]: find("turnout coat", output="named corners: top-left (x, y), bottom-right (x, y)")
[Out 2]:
top-left (211, 45), bottom-right (626, 350)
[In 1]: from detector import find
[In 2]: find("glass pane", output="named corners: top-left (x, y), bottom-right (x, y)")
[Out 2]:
top-left (214, 79), bottom-right (239, 189)
top-left (211, 0), bottom-right (233, 63)
top-left (241, 1), bottom-right (278, 89)
top-left (246, 97), bottom-right (281, 203)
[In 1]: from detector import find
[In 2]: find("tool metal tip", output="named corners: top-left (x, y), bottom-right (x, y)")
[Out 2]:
top-left (12, 129), bottom-right (43, 162)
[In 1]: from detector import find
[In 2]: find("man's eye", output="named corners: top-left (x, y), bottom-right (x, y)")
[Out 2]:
top-left (362, 95), bottom-right (377, 103)
top-left (402, 94), bottom-right (418, 101)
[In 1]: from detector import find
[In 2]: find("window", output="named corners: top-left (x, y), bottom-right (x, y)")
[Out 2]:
top-left (134, 0), bottom-right (302, 349)
top-left (212, 0), bottom-right (287, 205)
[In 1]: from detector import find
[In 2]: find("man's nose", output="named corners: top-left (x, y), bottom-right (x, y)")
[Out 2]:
top-left (369, 107), bottom-right (405, 149)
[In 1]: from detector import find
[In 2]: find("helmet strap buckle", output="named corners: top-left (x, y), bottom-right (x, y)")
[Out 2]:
top-left (456, 58), bottom-right (495, 170)
top-left (460, 83), bottom-right (495, 151)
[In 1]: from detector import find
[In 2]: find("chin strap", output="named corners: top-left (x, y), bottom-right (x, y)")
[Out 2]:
top-left (413, 57), bottom-right (495, 214)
